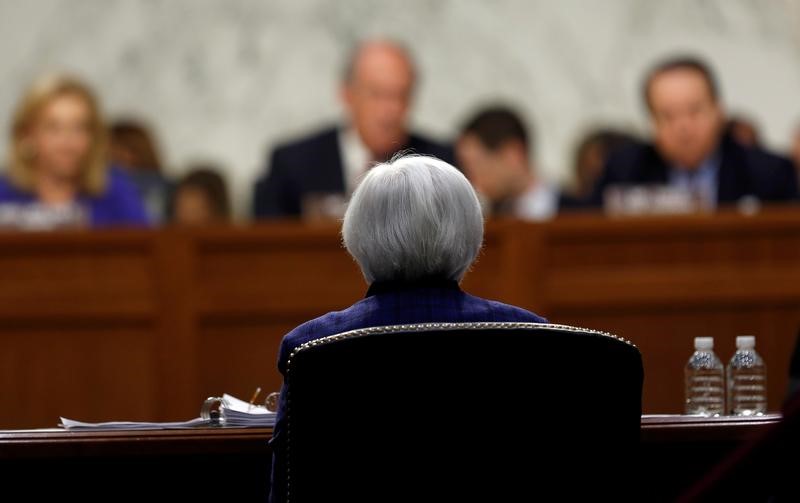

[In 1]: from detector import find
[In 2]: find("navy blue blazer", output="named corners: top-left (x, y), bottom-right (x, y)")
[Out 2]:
top-left (268, 278), bottom-right (547, 502)
top-left (253, 126), bottom-right (454, 218)
top-left (591, 133), bottom-right (799, 206)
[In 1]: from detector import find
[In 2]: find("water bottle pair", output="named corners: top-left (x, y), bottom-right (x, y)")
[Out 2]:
top-left (684, 335), bottom-right (768, 416)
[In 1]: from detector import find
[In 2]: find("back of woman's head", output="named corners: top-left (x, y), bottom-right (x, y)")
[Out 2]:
top-left (342, 154), bottom-right (484, 284)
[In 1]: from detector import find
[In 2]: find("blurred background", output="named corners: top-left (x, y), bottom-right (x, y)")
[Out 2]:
top-left (2, 0), bottom-right (799, 217)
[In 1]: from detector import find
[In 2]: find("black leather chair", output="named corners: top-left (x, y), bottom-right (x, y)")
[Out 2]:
top-left (282, 322), bottom-right (643, 502)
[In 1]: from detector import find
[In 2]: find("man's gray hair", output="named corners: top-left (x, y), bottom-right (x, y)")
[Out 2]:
top-left (342, 154), bottom-right (484, 284)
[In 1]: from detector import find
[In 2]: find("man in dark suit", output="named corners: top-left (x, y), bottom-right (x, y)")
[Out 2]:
top-left (593, 57), bottom-right (798, 208)
top-left (253, 40), bottom-right (453, 219)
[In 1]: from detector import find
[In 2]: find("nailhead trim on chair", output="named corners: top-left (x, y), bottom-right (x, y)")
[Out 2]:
top-left (289, 322), bottom-right (634, 365)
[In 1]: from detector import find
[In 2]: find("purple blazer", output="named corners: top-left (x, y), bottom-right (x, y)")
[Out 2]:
top-left (269, 277), bottom-right (548, 502)
top-left (0, 166), bottom-right (150, 227)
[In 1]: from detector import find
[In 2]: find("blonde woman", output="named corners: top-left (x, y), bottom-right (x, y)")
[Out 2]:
top-left (1, 75), bottom-right (148, 227)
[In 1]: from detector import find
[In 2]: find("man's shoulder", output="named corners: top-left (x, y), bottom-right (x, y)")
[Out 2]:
top-left (594, 140), bottom-right (670, 192)
top-left (720, 137), bottom-right (797, 197)
top-left (271, 126), bottom-right (340, 159)
top-left (406, 132), bottom-right (454, 163)
top-left (739, 144), bottom-right (793, 172)
top-left (407, 131), bottom-right (448, 150)
top-left (606, 141), bottom-right (661, 172)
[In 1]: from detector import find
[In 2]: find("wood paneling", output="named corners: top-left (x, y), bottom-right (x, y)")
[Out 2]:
top-left (196, 320), bottom-right (296, 401)
top-left (1, 209), bottom-right (799, 427)
top-left (0, 327), bottom-right (156, 425)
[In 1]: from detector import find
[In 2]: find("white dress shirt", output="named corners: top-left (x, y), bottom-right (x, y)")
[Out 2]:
top-left (338, 127), bottom-right (372, 196)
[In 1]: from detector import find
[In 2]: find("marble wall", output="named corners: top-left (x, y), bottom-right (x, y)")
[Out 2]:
top-left (1, 0), bottom-right (799, 216)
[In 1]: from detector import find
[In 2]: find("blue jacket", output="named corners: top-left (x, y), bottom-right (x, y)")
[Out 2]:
top-left (0, 166), bottom-right (150, 228)
top-left (269, 278), bottom-right (548, 502)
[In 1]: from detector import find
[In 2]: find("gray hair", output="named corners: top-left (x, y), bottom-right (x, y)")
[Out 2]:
top-left (342, 154), bottom-right (484, 284)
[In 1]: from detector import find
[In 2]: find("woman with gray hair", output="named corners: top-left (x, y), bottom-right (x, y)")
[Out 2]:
top-left (269, 154), bottom-right (547, 503)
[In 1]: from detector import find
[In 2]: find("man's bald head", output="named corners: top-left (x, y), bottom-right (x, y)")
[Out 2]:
top-left (341, 40), bottom-right (416, 158)
top-left (342, 40), bottom-right (416, 85)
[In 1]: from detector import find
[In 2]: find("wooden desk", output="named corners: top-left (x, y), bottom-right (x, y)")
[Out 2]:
top-left (0, 427), bottom-right (273, 500)
top-left (1, 209), bottom-right (799, 428)
top-left (640, 414), bottom-right (783, 500)
top-left (0, 426), bottom-right (274, 459)
top-left (0, 415), bottom-right (781, 501)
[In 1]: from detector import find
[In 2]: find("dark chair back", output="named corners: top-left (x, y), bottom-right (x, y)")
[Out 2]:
top-left (285, 322), bottom-right (643, 502)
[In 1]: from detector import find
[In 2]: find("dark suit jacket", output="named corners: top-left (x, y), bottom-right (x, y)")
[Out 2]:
top-left (592, 133), bottom-right (799, 206)
top-left (253, 126), bottom-right (454, 218)
top-left (268, 277), bottom-right (547, 503)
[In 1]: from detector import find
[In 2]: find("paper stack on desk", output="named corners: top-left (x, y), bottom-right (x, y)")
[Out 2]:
top-left (59, 417), bottom-right (209, 430)
top-left (221, 393), bottom-right (277, 427)
top-left (57, 392), bottom-right (276, 430)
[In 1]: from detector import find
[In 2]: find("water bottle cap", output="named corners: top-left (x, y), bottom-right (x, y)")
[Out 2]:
top-left (736, 335), bottom-right (756, 349)
top-left (694, 337), bottom-right (713, 350)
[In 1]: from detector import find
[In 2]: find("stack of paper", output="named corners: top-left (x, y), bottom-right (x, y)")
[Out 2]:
top-left (57, 392), bottom-right (277, 430)
top-left (59, 417), bottom-right (209, 430)
top-left (221, 393), bottom-right (277, 427)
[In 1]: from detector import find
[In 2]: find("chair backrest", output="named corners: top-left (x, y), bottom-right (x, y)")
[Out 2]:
top-left (284, 322), bottom-right (643, 502)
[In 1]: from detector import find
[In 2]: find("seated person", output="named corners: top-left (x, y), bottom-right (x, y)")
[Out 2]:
top-left (560, 128), bottom-right (638, 209)
top-left (592, 56), bottom-right (798, 209)
top-left (109, 119), bottom-right (172, 224)
top-left (456, 106), bottom-right (557, 220)
top-left (792, 125), bottom-right (800, 191)
top-left (0, 75), bottom-right (149, 228)
top-left (253, 39), bottom-right (452, 219)
top-left (269, 154), bottom-right (547, 503)
top-left (169, 165), bottom-right (231, 226)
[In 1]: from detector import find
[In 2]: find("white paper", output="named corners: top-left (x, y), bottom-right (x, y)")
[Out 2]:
top-left (57, 392), bottom-right (277, 430)
top-left (221, 393), bottom-right (277, 427)
top-left (222, 393), bottom-right (274, 414)
top-left (59, 417), bottom-right (209, 430)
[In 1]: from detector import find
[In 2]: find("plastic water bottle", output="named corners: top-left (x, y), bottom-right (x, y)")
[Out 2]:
top-left (727, 335), bottom-right (767, 416)
top-left (685, 337), bottom-right (725, 416)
